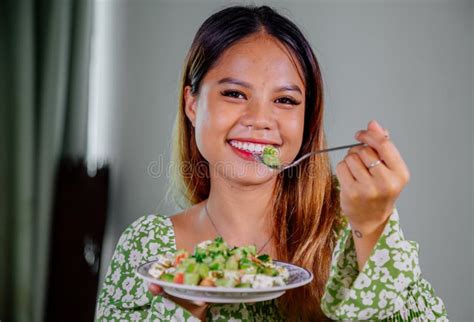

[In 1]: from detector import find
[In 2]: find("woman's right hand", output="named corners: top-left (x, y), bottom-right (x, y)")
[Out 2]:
top-left (148, 283), bottom-right (209, 320)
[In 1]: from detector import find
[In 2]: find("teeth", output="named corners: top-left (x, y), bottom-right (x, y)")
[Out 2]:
top-left (229, 140), bottom-right (275, 154)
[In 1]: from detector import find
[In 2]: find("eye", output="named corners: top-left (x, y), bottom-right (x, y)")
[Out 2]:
top-left (275, 97), bottom-right (300, 106)
top-left (221, 90), bottom-right (246, 99)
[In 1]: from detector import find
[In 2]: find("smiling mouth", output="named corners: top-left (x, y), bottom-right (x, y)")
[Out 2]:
top-left (227, 140), bottom-right (280, 155)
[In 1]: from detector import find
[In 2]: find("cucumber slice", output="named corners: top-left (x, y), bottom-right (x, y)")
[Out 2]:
top-left (159, 273), bottom-right (174, 282)
top-left (225, 256), bottom-right (239, 270)
top-left (262, 145), bottom-right (279, 157)
top-left (261, 154), bottom-right (281, 168)
top-left (215, 278), bottom-right (237, 288)
top-left (261, 145), bottom-right (281, 168)
top-left (261, 267), bottom-right (279, 276)
top-left (185, 262), bottom-right (197, 273)
top-left (197, 263), bottom-right (209, 278)
top-left (184, 273), bottom-right (200, 286)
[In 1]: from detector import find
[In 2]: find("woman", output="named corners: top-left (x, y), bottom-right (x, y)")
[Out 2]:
top-left (95, 5), bottom-right (447, 321)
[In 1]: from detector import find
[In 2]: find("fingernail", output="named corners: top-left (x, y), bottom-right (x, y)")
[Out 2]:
top-left (355, 130), bottom-right (362, 139)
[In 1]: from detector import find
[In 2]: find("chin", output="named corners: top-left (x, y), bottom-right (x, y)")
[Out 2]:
top-left (211, 160), bottom-right (276, 185)
top-left (229, 172), bottom-right (276, 187)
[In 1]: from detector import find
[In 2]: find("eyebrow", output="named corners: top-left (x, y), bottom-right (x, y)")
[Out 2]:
top-left (217, 77), bottom-right (302, 94)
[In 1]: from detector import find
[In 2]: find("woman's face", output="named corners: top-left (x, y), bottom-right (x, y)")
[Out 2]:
top-left (184, 33), bottom-right (306, 185)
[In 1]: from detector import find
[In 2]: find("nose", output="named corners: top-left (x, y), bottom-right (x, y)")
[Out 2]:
top-left (241, 99), bottom-right (275, 130)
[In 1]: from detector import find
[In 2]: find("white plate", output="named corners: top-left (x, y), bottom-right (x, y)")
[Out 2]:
top-left (136, 260), bottom-right (313, 304)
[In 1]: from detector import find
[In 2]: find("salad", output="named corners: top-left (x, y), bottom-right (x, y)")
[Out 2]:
top-left (148, 236), bottom-right (289, 289)
top-left (260, 145), bottom-right (281, 169)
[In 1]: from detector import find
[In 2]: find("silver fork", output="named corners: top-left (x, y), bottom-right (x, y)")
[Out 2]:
top-left (254, 142), bottom-right (365, 171)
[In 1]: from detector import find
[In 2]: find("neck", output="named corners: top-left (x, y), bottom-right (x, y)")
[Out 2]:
top-left (203, 172), bottom-right (276, 246)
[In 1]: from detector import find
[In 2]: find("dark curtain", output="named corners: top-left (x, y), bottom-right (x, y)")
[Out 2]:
top-left (0, 0), bottom-right (94, 321)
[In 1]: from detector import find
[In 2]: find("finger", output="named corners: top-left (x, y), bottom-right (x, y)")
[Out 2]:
top-left (355, 130), bottom-right (405, 172)
top-left (344, 152), bottom-right (372, 183)
top-left (149, 283), bottom-right (164, 296)
top-left (166, 293), bottom-right (209, 307)
top-left (367, 120), bottom-right (385, 135)
top-left (362, 120), bottom-right (390, 138)
top-left (190, 300), bottom-right (207, 306)
top-left (348, 145), bottom-right (369, 156)
top-left (335, 159), bottom-right (356, 188)
top-left (149, 287), bottom-right (210, 309)
top-left (348, 145), bottom-right (387, 177)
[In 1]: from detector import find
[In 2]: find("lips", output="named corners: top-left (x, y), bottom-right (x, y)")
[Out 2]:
top-left (228, 138), bottom-right (281, 146)
top-left (228, 142), bottom-right (257, 161)
top-left (227, 139), bottom-right (280, 155)
top-left (227, 138), bottom-right (281, 164)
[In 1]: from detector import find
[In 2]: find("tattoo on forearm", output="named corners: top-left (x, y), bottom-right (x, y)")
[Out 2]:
top-left (354, 230), bottom-right (363, 238)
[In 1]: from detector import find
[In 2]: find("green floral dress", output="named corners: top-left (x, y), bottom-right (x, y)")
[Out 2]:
top-left (95, 208), bottom-right (448, 321)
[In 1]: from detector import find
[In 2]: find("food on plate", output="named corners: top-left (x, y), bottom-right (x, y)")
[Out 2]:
top-left (148, 236), bottom-right (289, 288)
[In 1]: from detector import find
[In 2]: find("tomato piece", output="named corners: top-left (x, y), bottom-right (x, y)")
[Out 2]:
top-left (173, 272), bottom-right (184, 284)
top-left (174, 252), bottom-right (188, 266)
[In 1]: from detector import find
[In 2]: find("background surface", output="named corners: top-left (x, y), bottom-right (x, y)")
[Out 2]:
top-left (89, 1), bottom-right (473, 320)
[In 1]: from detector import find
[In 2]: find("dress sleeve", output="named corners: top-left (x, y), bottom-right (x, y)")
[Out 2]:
top-left (320, 208), bottom-right (449, 321)
top-left (95, 215), bottom-right (200, 321)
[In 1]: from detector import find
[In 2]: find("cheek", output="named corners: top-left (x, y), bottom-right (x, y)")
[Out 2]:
top-left (281, 111), bottom-right (305, 155)
top-left (193, 103), bottom-right (236, 157)
top-left (196, 106), bottom-right (233, 138)
top-left (194, 111), bottom-right (215, 158)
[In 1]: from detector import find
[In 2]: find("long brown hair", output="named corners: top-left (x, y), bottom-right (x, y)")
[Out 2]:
top-left (170, 5), bottom-right (344, 321)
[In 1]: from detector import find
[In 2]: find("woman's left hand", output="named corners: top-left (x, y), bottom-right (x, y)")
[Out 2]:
top-left (335, 120), bottom-right (411, 235)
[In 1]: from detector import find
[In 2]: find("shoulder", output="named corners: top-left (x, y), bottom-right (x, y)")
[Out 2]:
top-left (120, 214), bottom-right (173, 240)
top-left (116, 213), bottom-right (176, 260)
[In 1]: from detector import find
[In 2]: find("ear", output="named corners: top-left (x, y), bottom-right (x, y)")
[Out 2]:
top-left (184, 86), bottom-right (197, 127)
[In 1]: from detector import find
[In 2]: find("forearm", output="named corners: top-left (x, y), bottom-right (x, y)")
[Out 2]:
top-left (322, 207), bottom-right (448, 321)
top-left (349, 215), bottom-right (390, 271)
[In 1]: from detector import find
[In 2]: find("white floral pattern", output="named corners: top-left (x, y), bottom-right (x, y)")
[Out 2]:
top-left (321, 208), bottom-right (448, 321)
top-left (95, 209), bottom-right (448, 321)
